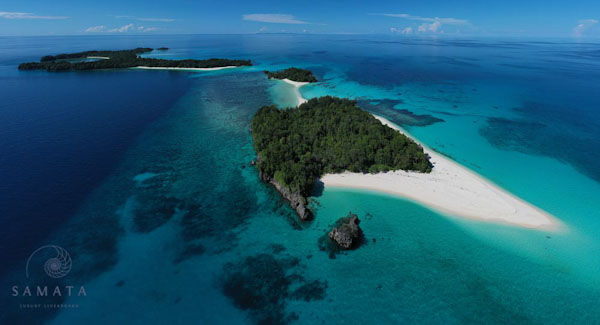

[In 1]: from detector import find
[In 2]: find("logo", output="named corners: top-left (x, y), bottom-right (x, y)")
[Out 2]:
top-left (26, 245), bottom-right (72, 279)
top-left (11, 245), bottom-right (86, 309)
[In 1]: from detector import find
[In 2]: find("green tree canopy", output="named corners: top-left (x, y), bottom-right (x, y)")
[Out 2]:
top-left (251, 96), bottom-right (432, 197)
top-left (264, 67), bottom-right (317, 83)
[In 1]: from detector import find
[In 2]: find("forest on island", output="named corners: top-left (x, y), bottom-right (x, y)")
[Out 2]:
top-left (18, 48), bottom-right (252, 71)
top-left (264, 67), bottom-right (317, 83)
top-left (251, 96), bottom-right (432, 196)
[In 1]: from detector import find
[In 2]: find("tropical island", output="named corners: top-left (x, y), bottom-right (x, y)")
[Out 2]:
top-left (264, 67), bottom-right (317, 83)
top-left (18, 48), bottom-right (252, 71)
top-left (251, 96), bottom-right (432, 220)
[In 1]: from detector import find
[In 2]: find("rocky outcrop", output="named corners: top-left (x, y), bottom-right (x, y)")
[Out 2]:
top-left (255, 155), bottom-right (312, 220)
top-left (259, 170), bottom-right (312, 220)
top-left (328, 214), bottom-right (362, 249)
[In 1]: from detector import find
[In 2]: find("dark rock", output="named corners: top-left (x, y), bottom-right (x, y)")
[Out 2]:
top-left (259, 170), bottom-right (312, 221)
top-left (256, 153), bottom-right (312, 221)
top-left (328, 213), bottom-right (362, 250)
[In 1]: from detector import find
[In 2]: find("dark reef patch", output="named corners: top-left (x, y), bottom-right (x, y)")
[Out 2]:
top-left (220, 253), bottom-right (327, 324)
top-left (358, 99), bottom-right (444, 127)
top-left (174, 243), bottom-right (206, 264)
top-left (177, 172), bottom-right (258, 254)
top-left (480, 111), bottom-right (600, 183)
top-left (133, 194), bottom-right (180, 233)
top-left (290, 280), bottom-right (328, 302)
top-left (345, 57), bottom-right (410, 87)
top-left (269, 244), bottom-right (287, 254)
top-left (345, 56), bottom-right (479, 88)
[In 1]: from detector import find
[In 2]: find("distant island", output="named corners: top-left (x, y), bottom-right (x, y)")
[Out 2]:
top-left (18, 48), bottom-right (252, 71)
top-left (251, 96), bottom-right (432, 220)
top-left (264, 67), bottom-right (317, 83)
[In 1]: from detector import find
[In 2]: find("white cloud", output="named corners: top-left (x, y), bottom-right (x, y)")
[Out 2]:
top-left (91, 23), bottom-right (159, 33)
top-left (84, 25), bottom-right (106, 33)
top-left (0, 11), bottom-right (69, 19)
top-left (390, 26), bottom-right (414, 35)
top-left (243, 14), bottom-right (307, 24)
top-left (378, 13), bottom-right (467, 34)
top-left (108, 23), bottom-right (134, 33)
top-left (418, 21), bottom-right (442, 32)
top-left (573, 19), bottom-right (598, 36)
top-left (137, 26), bottom-right (158, 32)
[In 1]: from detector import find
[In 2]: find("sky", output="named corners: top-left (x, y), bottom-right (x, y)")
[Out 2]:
top-left (1, 0), bottom-right (599, 38)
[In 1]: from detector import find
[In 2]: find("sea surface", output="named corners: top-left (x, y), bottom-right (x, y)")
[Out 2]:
top-left (1, 34), bottom-right (599, 324)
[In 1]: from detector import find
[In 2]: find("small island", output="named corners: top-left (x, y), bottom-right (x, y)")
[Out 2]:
top-left (251, 96), bottom-right (432, 220)
top-left (328, 213), bottom-right (363, 250)
top-left (18, 48), bottom-right (252, 71)
top-left (264, 67), bottom-right (317, 83)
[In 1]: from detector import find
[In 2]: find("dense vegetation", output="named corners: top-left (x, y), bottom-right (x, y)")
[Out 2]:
top-left (264, 67), bottom-right (317, 83)
top-left (39, 48), bottom-right (152, 62)
top-left (251, 96), bottom-right (432, 197)
top-left (18, 48), bottom-right (252, 71)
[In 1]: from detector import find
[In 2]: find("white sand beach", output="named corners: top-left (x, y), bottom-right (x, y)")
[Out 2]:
top-left (134, 66), bottom-right (239, 71)
top-left (322, 116), bottom-right (562, 230)
top-left (291, 83), bottom-right (561, 230)
top-left (281, 78), bottom-right (309, 105)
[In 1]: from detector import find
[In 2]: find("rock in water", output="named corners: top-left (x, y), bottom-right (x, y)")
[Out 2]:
top-left (328, 213), bottom-right (362, 249)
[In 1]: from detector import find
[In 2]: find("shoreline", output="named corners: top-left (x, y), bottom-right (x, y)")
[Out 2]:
top-left (134, 65), bottom-right (240, 71)
top-left (321, 116), bottom-right (562, 230)
top-left (290, 84), bottom-right (562, 230)
top-left (280, 78), bottom-right (309, 105)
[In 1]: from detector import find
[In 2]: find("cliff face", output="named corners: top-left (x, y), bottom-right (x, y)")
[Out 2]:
top-left (259, 170), bottom-right (312, 221)
top-left (255, 154), bottom-right (311, 220)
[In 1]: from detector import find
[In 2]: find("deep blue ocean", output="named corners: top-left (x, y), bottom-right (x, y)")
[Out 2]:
top-left (1, 34), bottom-right (599, 324)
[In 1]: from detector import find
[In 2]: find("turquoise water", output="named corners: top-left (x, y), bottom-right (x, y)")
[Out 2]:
top-left (1, 35), bottom-right (599, 323)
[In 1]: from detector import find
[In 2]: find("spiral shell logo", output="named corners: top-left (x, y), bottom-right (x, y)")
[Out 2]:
top-left (26, 245), bottom-right (72, 279)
